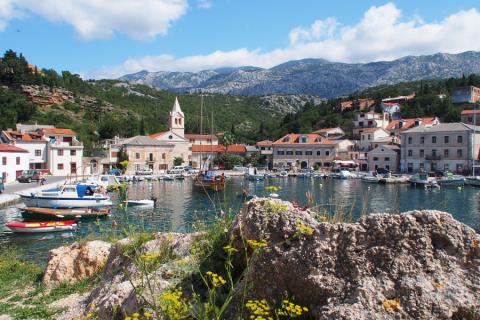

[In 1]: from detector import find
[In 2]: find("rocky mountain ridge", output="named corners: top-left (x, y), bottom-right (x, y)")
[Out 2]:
top-left (120, 51), bottom-right (480, 98)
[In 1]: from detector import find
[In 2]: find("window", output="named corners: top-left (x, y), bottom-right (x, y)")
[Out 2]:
top-left (35, 149), bottom-right (41, 156)
top-left (16, 157), bottom-right (20, 165)
top-left (457, 149), bottom-right (463, 157)
top-left (458, 135), bottom-right (463, 143)
top-left (286, 151), bottom-right (293, 155)
top-left (149, 153), bottom-right (154, 161)
top-left (70, 150), bottom-right (76, 156)
top-left (2, 157), bottom-right (6, 165)
top-left (385, 165), bottom-right (390, 170)
top-left (408, 150), bottom-right (413, 157)
top-left (444, 149), bottom-right (449, 158)
top-left (305, 151), bottom-right (312, 155)
top-left (57, 163), bottom-right (64, 170)
top-left (316, 151), bottom-right (321, 156)
top-left (419, 163), bottom-right (425, 170)
top-left (373, 157), bottom-right (379, 161)
top-left (456, 164), bottom-right (463, 172)
top-left (135, 153), bottom-right (140, 159)
top-left (420, 149), bottom-right (424, 157)
top-left (162, 153), bottom-right (166, 159)
top-left (361, 135), bottom-right (365, 141)
top-left (408, 137), bottom-right (412, 144)
top-left (407, 163), bottom-right (413, 172)
top-left (58, 149), bottom-right (64, 156)
top-left (384, 157), bottom-right (390, 161)
top-left (444, 163), bottom-right (450, 171)
top-left (295, 151), bottom-right (302, 155)
top-left (300, 136), bottom-right (308, 143)
top-left (432, 136), bottom-right (437, 144)
top-left (368, 134), bottom-right (371, 140)
top-left (432, 149), bottom-right (437, 156)
top-left (325, 151), bottom-right (330, 156)
top-left (444, 136), bottom-right (449, 144)
top-left (135, 164), bottom-right (141, 171)
top-left (420, 136), bottom-right (425, 144)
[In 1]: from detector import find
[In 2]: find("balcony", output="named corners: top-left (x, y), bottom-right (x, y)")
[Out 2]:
top-left (425, 155), bottom-right (441, 160)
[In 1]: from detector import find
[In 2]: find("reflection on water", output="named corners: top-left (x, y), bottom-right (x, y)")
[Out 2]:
top-left (1, 177), bottom-right (479, 264)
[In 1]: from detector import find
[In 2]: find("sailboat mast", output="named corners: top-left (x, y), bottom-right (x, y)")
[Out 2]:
top-left (200, 95), bottom-right (203, 170)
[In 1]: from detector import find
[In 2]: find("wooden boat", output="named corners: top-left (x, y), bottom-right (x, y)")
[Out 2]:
top-left (194, 171), bottom-right (226, 191)
top-left (21, 207), bottom-right (111, 221)
top-left (6, 220), bottom-right (77, 233)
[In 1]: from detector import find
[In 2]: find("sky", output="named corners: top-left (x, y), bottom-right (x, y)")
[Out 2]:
top-left (0, 0), bottom-right (479, 79)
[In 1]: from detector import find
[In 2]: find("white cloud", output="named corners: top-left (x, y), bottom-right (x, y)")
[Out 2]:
top-left (0, 0), bottom-right (22, 31)
top-left (88, 3), bottom-right (480, 78)
top-left (1, 0), bottom-right (188, 40)
top-left (197, 0), bottom-right (212, 9)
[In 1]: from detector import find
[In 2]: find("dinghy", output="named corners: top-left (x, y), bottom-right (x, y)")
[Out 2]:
top-left (123, 199), bottom-right (155, 207)
top-left (6, 220), bottom-right (77, 233)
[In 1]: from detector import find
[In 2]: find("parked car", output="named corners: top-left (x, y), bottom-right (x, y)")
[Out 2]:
top-left (233, 165), bottom-right (248, 171)
top-left (17, 170), bottom-right (41, 183)
top-left (168, 166), bottom-right (187, 174)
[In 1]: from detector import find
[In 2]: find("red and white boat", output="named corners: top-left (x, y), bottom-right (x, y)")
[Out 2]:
top-left (5, 220), bottom-right (77, 233)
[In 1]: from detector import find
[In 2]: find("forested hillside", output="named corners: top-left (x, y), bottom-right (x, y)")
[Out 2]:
top-left (0, 50), bottom-right (286, 154)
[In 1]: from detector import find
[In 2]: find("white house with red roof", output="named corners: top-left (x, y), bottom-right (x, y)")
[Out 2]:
top-left (311, 127), bottom-right (345, 140)
top-left (461, 110), bottom-right (480, 125)
top-left (0, 144), bottom-right (29, 183)
top-left (0, 130), bottom-right (48, 171)
top-left (352, 112), bottom-right (390, 136)
top-left (386, 117), bottom-right (439, 137)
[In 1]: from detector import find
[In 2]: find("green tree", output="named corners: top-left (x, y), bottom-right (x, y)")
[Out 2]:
top-left (173, 157), bottom-right (184, 166)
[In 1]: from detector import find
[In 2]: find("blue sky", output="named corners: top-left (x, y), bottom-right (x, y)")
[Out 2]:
top-left (0, 0), bottom-right (479, 78)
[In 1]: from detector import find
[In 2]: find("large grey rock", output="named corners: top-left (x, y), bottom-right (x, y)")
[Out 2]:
top-left (228, 198), bottom-right (480, 319)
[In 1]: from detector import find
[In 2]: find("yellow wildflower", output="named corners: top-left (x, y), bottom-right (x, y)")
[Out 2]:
top-left (246, 239), bottom-right (268, 250)
top-left (223, 244), bottom-right (238, 253)
top-left (206, 271), bottom-right (226, 287)
top-left (296, 220), bottom-right (313, 236)
top-left (382, 298), bottom-right (400, 311)
top-left (434, 282), bottom-right (442, 289)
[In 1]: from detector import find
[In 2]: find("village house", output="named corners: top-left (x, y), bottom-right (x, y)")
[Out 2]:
top-left (451, 86), bottom-right (480, 104)
top-left (272, 133), bottom-right (338, 170)
top-left (116, 136), bottom-right (174, 174)
top-left (190, 145), bottom-right (225, 169)
top-left (39, 128), bottom-right (84, 176)
top-left (0, 130), bottom-right (48, 171)
top-left (352, 112), bottom-right (389, 137)
top-left (311, 127), bottom-right (345, 140)
top-left (357, 128), bottom-right (390, 151)
top-left (461, 110), bottom-right (480, 125)
top-left (0, 144), bottom-right (29, 183)
top-left (367, 144), bottom-right (400, 173)
top-left (385, 117), bottom-right (440, 138)
top-left (256, 140), bottom-right (273, 169)
top-left (400, 123), bottom-right (480, 174)
top-left (184, 134), bottom-right (218, 145)
top-left (337, 99), bottom-right (375, 112)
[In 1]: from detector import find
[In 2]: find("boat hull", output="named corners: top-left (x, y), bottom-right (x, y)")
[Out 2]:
top-left (466, 177), bottom-right (480, 186)
top-left (21, 207), bottom-right (111, 221)
top-left (20, 195), bottom-right (112, 208)
top-left (437, 179), bottom-right (465, 187)
top-left (6, 221), bottom-right (77, 233)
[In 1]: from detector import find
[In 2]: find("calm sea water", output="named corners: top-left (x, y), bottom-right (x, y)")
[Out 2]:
top-left (1, 177), bottom-right (479, 264)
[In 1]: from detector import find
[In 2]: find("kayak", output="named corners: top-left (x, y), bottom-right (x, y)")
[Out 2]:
top-left (21, 207), bottom-right (111, 221)
top-left (6, 220), bottom-right (77, 233)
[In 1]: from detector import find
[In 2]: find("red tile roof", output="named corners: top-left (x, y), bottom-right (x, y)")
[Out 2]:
top-left (0, 144), bottom-right (28, 153)
top-left (461, 110), bottom-right (480, 115)
top-left (184, 134), bottom-right (217, 140)
top-left (40, 128), bottom-right (76, 136)
top-left (359, 127), bottom-right (386, 134)
top-left (191, 145), bottom-right (225, 153)
top-left (273, 134), bottom-right (336, 145)
top-left (311, 127), bottom-right (341, 134)
top-left (386, 117), bottom-right (437, 131)
top-left (256, 140), bottom-right (273, 147)
top-left (149, 131), bottom-right (168, 138)
top-left (226, 144), bottom-right (247, 153)
top-left (3, 130), bottom-right (44, 141)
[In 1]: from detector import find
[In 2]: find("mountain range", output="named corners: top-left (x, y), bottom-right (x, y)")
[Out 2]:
top-left (120, 51), bottom-right (480, 98)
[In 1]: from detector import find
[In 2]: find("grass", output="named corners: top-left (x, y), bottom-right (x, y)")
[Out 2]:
top-left (0, 247), bottom-right (97, 320)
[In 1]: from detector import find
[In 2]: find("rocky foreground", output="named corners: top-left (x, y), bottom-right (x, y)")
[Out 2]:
top-left (43, 198), bottom-right (480, 319)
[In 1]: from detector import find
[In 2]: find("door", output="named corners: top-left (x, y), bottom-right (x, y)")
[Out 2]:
top-left (71, 162), bottom-right (77, 174)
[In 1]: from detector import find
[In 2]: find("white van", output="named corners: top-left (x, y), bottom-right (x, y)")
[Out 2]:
top-left (168, 166), bottom-right (186, 174)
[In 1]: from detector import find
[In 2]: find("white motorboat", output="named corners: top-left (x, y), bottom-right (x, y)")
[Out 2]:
top-left (297, 169), bottom-right (314, 178)
top-left (85, 174), bottom-right (120, 188)
top-left (124, 199), bottom-right (155, 207)
top-left (246, 167), bottom-right (265, 181)
top-left (339, 170), bottom-right (353, 179)
top-left (361, 172), bottom-right (379, 183)
top-left (466, 176), bottom-right (480, 187)
top-left (278, 171), bottom-right (289, 178)
top-left (163, 174), bottom-right (175, 181)
top-left (437, 172), bottom-right (465, 187)
top-left (409, 173), bottom-right (437, 187)
top-left (19, 183), bottom-right (112, 208)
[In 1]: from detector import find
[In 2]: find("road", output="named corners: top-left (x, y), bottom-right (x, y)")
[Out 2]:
top-left (3, 176), bottom-right (68, 194)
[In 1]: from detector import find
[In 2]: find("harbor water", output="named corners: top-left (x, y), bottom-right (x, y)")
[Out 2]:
top-left (1, 177), bottom-right (479, 264)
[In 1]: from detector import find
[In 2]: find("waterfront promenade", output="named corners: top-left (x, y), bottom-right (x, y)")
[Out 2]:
top-left (0, 176), bottom-right (67, 208)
